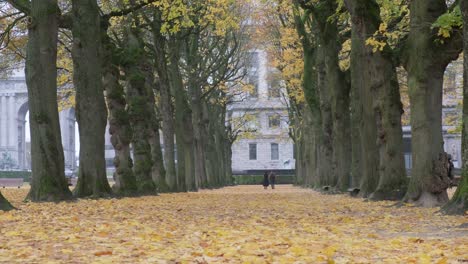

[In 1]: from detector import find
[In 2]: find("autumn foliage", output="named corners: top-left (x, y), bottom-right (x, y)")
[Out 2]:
top-left (0, 185), bottom-right (467, 263)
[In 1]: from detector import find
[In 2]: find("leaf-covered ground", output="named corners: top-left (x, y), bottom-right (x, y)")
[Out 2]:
top-left (0, 185), bottom-right (467, 263)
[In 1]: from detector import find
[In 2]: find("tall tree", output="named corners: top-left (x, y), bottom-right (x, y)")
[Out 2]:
top-left (345, 0), bottom-right (407, 200)
top-left (167, 37), bottom-right (196, 191)
top-left (402, 0), bottom-right (462, 206)
top-left (293, 4), bottom-right (331, 188)
top-left (122, 28), bottom-right (157, 194)
top-left (71, 0), bottom-right (112, 197)
top-left (442, 0), bottom-right (468, 215)
top-left (22, 0), bottom-right (72, 201)
top-left (297, 0), bottom-right (351, 190)
top-left (150, 14), bottom-right (179, 191)
top-left (102, 23), bottom-right (138, 195)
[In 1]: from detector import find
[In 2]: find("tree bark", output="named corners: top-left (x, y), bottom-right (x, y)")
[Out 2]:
top-left (122, 28), bottom-right (157, 194)
top-left (0, 192), bottom-right (13, 211)
top-left (167, 47), bottom-right (196, 191)
top-left (402, 0), bottom-right (461, 206)
top-left (71, 0), bottom-right (112, 197)
top-left (350, 71), bottom-right (362, 189)
top-left (156, 59), bottom-right (178, 192)
top-left (145, 73), bottom-right (169, 192)
top-left (322, 31), bottom-right (351, 191)
top-left (102, 29), bottom-right (137, 196)
top-left (315, 48), bottom-right (335, 188)
top-left (345, 0), bottom-right (407, 200)
top-left (301, 48), bottom-right (321, 187)
top-left (150, 22), bottom-right (180, 191)
top-left (25, 0), bottom-right (73, 201)
top-left (442, 0), bottom-right (468, 214)
top-left (341, 0), bottom-right (381, 197)
top-left (186, 33), bottom-right (209, 188)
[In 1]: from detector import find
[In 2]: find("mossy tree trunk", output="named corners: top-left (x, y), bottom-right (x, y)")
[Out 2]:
top-left (167, 43), bottom-right (196, 191)
top-left (25, 0), bottom-right (73, 201)
top-left (293, 10), bottom-right (327, 188)
top-left (345, 0), bottom-right (407, 200)
top-left (0, 192), bottom-right (13, 211)
top-left (442, 0), bottom-right (468, 214)
top-left (71, 0), bottom-right (112, 197)
top-left (310, 1), bottom-right (351, 190)
top-left (155, 54), bottom-right (178, 192)
top-left (341, 0), bottom-right (381, 197)
top-left (122, 28), bottom-right (157, 194)
top-left (186, 33), bottom-right (209, 188)
top-left (145, 70), bottom-right (169, 192)
top-left (321, 23), bottom-right (351, 191)
top-left (315, 49), bottom-right (335, 188)
top-left (349, 70), bottom-right (362, 189)
top-left (101, 27), bottom-right (137, 196)
top-left (150, 18), bottom-right (184, 191)
top-left (402, 0), bottom-right (462, 206)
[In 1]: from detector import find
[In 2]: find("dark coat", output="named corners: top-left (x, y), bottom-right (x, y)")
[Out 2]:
top-left (263, 173), bottom-right (269, 187)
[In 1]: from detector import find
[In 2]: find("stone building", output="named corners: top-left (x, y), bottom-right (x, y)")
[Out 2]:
top-left (0, 69), bottom-right (76, 171)
top-left (228, 50), bottom-right (295, 174)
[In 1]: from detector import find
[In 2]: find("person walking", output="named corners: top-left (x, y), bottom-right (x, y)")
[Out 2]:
top-left (269, 171), bottom-right (276, 189)
top-left (262, 171), bottom-right (269, 190)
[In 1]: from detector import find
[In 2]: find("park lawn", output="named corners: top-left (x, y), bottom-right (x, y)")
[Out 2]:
top-left (0, 185), bottom-right (467, 263)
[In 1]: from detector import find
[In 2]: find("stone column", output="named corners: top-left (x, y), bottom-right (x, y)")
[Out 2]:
top-left (0, 95), bottom-right (6, 148)
top-left (9, 95), bottom-right (17, 148)
top-left (258, 51), bottom-right (268, 101)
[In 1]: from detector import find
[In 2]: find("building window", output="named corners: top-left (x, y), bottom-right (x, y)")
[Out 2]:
top-left (268, 71), bottom-right (281, 98)
top-left (269, 114), bottom-right (281, 128)
top-left (246, 52), bottom-right (259, 98)
top-left (247, 74), bottom-right (258, 98)
top-left (271, 143), bottom-right (279, 160)
top-left (249, 143), bottom-right (257, 160)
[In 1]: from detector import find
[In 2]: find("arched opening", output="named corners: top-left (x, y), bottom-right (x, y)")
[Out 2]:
top-left (17, 102), bottom-right (29, 170)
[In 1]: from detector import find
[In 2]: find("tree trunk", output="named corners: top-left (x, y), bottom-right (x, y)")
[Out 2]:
top-left (25, 0), bottom-right (72, 201)
top-left (342, 1), bottom-right (380, 197)
top-left (147, 113), bottom-right (168, 192)
top-left (150, 23), bottom-right (180, 191)
top-left (71, 0), bottom-right (112, 197)
top-left (442, 0), bottom-right (468, 214)
top-left (123, 29), bottom-right (157, 194)
top-left (315, 38), bottom-right (335, 188)
top-left (345, 0), bottom-right (407, 200)
top-left (167, 39), bottom-right (196, 191)
top-left (402, 0), bottom-right (461, 206)
top-left (102, 30), bottom-right (137, 196)
top-left (146, 75), bottom-right (169, 192)
top-left (350, 72), bottom-right (362, 189)
top-left (0, 192), bottom-right (13, 211)
top-left (300, 48), bottom-right (321, 187)
top-left (186, 34), bottom-right (208, 188)
top-left (156, 60), bottom-right (178, 192)
top-left (324, 37), bottom-right (351, 192)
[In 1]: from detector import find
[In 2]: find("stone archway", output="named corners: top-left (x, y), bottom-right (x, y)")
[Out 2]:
top-left (60, 108), bottom-right (76, 172)
top-left (17, 100), bottom-right (29, 170)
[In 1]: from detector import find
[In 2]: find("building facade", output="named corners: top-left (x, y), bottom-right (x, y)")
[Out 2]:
top-left (228, 50), bottom-right (295, 174)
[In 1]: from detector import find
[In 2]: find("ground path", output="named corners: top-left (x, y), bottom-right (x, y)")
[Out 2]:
top-left (0, 185), bottom-right (467, 263)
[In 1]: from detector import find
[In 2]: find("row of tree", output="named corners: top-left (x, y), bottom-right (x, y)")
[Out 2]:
top-left (0, 0), bottom-right (248, 209)
top-left (258, 0), bottom-right (467, 214)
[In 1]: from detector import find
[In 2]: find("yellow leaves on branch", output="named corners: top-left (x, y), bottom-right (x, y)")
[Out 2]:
top-left (151, 0), bottom-right (241, 36)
